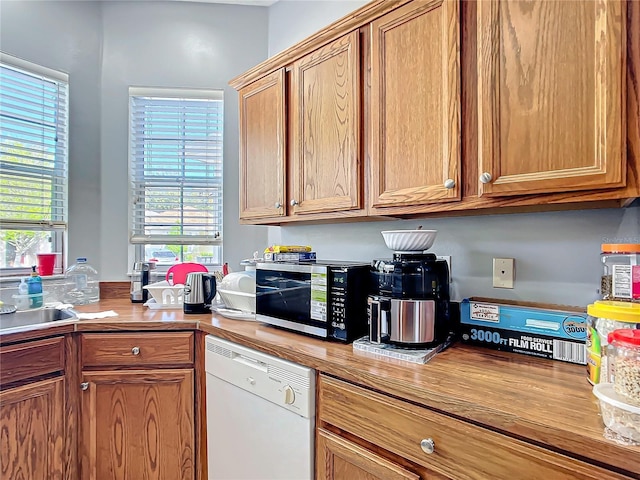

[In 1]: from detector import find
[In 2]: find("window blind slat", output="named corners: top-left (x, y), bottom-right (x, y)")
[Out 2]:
top-left (0, 58), bottom-right (68, 227)
top-left (128, 88), bottom-right (223, 245)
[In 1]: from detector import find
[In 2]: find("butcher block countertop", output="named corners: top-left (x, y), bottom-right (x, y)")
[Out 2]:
top-left (1, 299), bottom-right (638, 476)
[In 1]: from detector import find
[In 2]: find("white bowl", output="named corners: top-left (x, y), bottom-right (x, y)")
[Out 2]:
top-left (219, 271), bottom-right (256, 294)
top-left (381, 230), bottom-right (437, 252)
top-left (143, 280), bottom-right (184, 306)
top-left (217, 288), bottom-right (256, 313)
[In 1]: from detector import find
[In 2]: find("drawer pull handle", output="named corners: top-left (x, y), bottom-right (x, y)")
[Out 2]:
top-left (131, 346), bottom-right (141, 356)
top-left (444, 179), bottom-right (455, 189)
top-left (420, 438), bottom-right (435, 454)
top-left (80, 382), bottom-right (89, 391)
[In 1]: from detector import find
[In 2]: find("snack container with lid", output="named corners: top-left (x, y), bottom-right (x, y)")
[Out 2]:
top-left (586, 301), bottom-right (640, 385)
top-left (601, 243), bottom-right (640, 302)
top-left (593, 383), bottom-right (640, 445)
top-left (607, 329), bottom-right (640, 406)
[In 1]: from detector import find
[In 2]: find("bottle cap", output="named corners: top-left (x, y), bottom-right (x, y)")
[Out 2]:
top-left (77, 257), bottom-right (87, 263)
top-left (601, 243), bottom-right (640, 254)
top-left (607, 329), bottom-right (640, 346)
top-left (587, 301), bottom-right (640, 323)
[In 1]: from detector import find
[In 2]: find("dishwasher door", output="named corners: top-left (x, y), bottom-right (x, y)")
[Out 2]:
top-left (205, 335), bottom-right (315, 480)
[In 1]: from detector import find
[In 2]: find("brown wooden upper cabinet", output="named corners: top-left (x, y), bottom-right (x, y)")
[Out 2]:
top-left (369, 0), bottom-right (461, 212)
top-left (238, 69), bottom-right (286, 220)
top-left (477, 0), bottom-right (627, 196)
top-left (290, 31), bottom-right (362, 215)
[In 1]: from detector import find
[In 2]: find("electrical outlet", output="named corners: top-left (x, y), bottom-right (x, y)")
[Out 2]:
top-left (493, 258), bottom-right (515, 288)
top-left (436, 255), bottom-right (452, 282)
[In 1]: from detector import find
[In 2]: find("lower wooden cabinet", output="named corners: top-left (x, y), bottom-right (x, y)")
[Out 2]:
top-left (318, 375), bottom-right (634, 480)
top-left (79, 368), bottom-right (195, 479)
top-left (0, 377), bottom-right (65, 480)
top-left (318, 428), bottom-right (432, 480)
top-left (77, 331), bottom-right (198, 480)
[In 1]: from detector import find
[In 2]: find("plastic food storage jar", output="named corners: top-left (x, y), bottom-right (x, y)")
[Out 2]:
top-left (601, 244), bottom-right (640, 302)
top-left (607, 329), bottom-right (640, 406)
top-left (586, 301), bottom-right (640, 385)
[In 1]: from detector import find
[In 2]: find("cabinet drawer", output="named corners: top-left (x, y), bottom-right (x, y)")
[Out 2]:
top-left (0, 336), bottom-right (65, 387)
top-left (318, 375), bottom-right (629, 480)
top-left (81, 332), bottom-right (194, 367)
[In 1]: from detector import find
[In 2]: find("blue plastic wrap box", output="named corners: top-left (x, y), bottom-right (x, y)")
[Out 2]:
top-left (459, 298), bottom-right (587, 365)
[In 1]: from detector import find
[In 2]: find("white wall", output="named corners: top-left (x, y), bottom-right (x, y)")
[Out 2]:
top-left (1, 0), bottom-right (270, 282)
top-left (266, 1), bottom-right (640, 307)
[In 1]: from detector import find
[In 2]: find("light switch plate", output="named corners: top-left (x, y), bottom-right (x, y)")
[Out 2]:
top-left (493, 258), bottom-right (515, 288)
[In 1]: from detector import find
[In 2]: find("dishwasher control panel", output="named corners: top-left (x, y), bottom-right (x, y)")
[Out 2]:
top-left (205, 335), bottom-right (315, 418)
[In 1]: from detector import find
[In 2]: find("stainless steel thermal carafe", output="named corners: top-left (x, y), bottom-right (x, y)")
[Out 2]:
top-left (130, 262), bottom-right (156, 303)
top-left (183, 272), bottom-right (216, 314)
top-left (368, 296), bottom-right (437, 346)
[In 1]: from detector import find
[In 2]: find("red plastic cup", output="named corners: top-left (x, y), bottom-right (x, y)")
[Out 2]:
top-left (37, 253), bottom-right (58, 276)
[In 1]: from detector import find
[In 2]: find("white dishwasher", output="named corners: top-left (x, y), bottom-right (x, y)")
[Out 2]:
top-left (205, 335), bottom-right (315, 480)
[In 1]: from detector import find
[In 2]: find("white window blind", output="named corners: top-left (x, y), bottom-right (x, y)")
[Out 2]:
top-left (0, 53), bottom-right (69, 231)
top-left (129, 87), bottom-right (223, 246)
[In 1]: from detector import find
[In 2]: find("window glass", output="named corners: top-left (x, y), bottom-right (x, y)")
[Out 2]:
top-left (129, 88), bottom-right (223, 270)
top-left (0, 53), bottom-right (68, 275)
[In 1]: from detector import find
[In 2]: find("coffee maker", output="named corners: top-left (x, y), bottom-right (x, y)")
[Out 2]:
top-left (368, 252), bottom-right (451, 348)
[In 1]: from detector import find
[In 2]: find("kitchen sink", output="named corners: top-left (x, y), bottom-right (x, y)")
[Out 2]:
top-left (0, 306), bottom-right (78, 332)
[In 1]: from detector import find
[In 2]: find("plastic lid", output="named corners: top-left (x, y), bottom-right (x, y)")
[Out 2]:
top-left (587, 301), bottom-right (640, 323)
top-left (601, 243), bottom-right (640, 253)
top-left (608, 329), bottom-right (640, 346)
top-left (77, 257), bottom-right (87, 263)
top-left (593, 383), bottom-right (640, 415)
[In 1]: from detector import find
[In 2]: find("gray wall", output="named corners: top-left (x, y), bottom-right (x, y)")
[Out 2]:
top-left (267, 0), bottom-right (368, 55)
top-left (266, 1), bottom-right (640, 307)
top-left (0, 1), bottom-right (103, 272)
top-left (99, 1), bottom-right (269, 279)
top-left (1, 0), bottom-right (270, 282)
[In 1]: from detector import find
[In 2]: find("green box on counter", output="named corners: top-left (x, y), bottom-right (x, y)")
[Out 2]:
top-left (459, 298), bottom-right (587, 365)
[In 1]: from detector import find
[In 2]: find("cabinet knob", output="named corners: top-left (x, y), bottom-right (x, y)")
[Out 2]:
top-left (274, 202), bottom-right (282, 209)
top-left (479, 172), bottom-right (493, 184)
top-left (290, 199), bottom-right (299, 207)
top-left (444, 179), bottom-right (455, 189)
top-left (80, 382), bottom-right (89, 391)
top-left (420, 438), bottom-right (435, 454)
top-left (131, 346), bottom-right (140, 356)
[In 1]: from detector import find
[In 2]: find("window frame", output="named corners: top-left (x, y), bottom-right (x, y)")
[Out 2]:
top-left (127, 87), bottom-right (224, 273)
top-left (0, 52), bottom-right (69, 277)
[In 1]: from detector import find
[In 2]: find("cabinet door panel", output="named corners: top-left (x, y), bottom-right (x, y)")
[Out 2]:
top-left (370, 0), bottom-right (461, 210)
top-left (0, 377), bottom-right (65, 480)
top-left (239, 69), bottom-right (286, 219)
top-left (317, 428), bottom-right (422, 480)
top-left (478, 0), bottom-right (626, 196)
top-left (80, 369), bottom-right (194, 480)
top-left (291, 31), bottom-right (362, 215)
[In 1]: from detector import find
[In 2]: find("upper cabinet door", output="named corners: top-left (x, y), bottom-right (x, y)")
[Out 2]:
top-left (477, 0), bottom-right (626, 196)
top-left (369, 0), bottom-right (461, 211)
top-left (239, 69), bottom-right (286, 220)
top-left (290, 31), bottom-right (362, 215)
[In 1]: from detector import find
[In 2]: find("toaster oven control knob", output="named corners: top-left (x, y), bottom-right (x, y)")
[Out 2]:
top-left (290, 199), bottom-right (299, 207)
top-left (274, 202), bottom-right (282, 209)
top-left (479, 172), bottom-right (493, 184)
top-left (420, 438), bottom-right (435, 454)
top-left (283, 385), bottom-right (295, 405)
top-left (443, 179), bottom-right (455, 189)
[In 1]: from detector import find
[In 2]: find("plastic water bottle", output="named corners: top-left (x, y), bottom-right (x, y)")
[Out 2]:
top-left (64, 257), bottom-right (100, 305)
